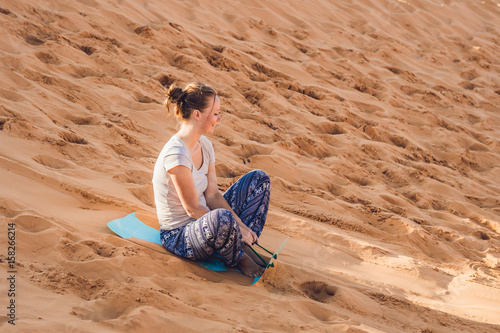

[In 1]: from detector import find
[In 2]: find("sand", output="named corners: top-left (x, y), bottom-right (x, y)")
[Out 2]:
top-left (1, 0), bottom-right (500, 331)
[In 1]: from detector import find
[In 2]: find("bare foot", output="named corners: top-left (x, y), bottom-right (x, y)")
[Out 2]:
top-left (237, 252), bottom-right (265, 278)
top-left (244, 244), bottom-right (270, 268)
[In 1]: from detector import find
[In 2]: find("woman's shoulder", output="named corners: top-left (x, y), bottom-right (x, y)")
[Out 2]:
top-left (163, 135), bottom-right (188, 154)
top-left (167, 134), bottom-right (183, 145)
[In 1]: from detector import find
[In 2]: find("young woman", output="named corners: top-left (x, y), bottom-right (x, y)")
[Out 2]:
top-left (153, 82), bottom-right (270, 277)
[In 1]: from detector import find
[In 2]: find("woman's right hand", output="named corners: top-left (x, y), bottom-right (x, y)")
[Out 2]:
top-left (240, 225), bottom-right (258, 246)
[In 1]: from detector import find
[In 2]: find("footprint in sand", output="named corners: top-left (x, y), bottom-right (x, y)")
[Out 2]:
top-left (299, 281), bottom-right (337, 303)
top-left (14, 214), bottom-right (55, 233)
top-left (33, 155), bottom-right (78, 169)
top-left (202, 47), bottom-right (239, 72)
top-left (293, 136), bottom-right (333, 159)
top-left (65, 114), bottom-right (101, 126)
top-left (35, 51), bottom-right (60, 65)
top-left (71, 299), bottom-right (130, 322)
top-left (315, 121), bottom-right (345, 135)
top-left (62, 240), bottom-right (117, 262)
top-left (59, 131), bottom-right (88, 145)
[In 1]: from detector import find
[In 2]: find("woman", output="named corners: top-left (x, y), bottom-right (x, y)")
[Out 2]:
top-left (153, 82), bottom-right (270, 277)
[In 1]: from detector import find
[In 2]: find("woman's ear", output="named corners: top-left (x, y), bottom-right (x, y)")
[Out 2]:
top-left (193, 109), bottom-right (201, 120)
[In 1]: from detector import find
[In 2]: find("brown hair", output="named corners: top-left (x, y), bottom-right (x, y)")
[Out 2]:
top-left (164, 82), bottom-right (217, 121)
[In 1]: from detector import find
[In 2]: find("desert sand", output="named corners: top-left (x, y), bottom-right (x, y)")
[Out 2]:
top-left (1, 0), bottom-right (500, 332)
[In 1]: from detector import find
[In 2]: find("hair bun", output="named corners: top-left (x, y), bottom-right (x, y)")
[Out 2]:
top-left (163, 82), bottom-right (216, 120)
top-left (166, 85), bottom-right (185, 103)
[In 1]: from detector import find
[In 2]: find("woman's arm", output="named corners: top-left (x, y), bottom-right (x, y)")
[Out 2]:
top-left (168, 165), bottom-right (210, 219)
top-left (205, 163), bottom-right (258, 245)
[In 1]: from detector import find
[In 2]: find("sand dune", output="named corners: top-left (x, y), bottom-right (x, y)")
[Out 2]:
top-left (1, 0), bottom-right (500, 331)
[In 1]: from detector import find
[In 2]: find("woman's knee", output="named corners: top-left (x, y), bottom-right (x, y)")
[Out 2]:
top-left (209, 209), bottom-right (239, 236)
top-left (212, 208), bottom-right (235, 224)
top-left (250, 169), bottom-right (270, 184)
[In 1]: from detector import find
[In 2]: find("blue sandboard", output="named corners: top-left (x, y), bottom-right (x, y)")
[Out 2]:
top-left (107, 212), bottom-right (288, 285)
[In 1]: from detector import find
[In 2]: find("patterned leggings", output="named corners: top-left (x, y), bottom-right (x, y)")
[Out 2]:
top-left (160, 169), bottom-right (270, 267)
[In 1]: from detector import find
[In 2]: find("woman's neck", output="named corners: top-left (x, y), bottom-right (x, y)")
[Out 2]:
top-left (176, 123), bottom-right (202, 150)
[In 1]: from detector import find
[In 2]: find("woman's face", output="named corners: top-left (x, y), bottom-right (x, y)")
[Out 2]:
top-left (202, 95), bottom-right (221, 134)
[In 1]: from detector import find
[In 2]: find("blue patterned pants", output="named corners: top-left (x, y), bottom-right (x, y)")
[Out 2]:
top-left (160, 170), bottom-right (270, 267)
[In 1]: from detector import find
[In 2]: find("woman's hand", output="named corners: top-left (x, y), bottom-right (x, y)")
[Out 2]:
top-left (240, 224), bottom-right (258, 246)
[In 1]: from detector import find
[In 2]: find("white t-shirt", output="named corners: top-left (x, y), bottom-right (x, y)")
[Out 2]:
top-left (152, 135), bottom-right (215, 230)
